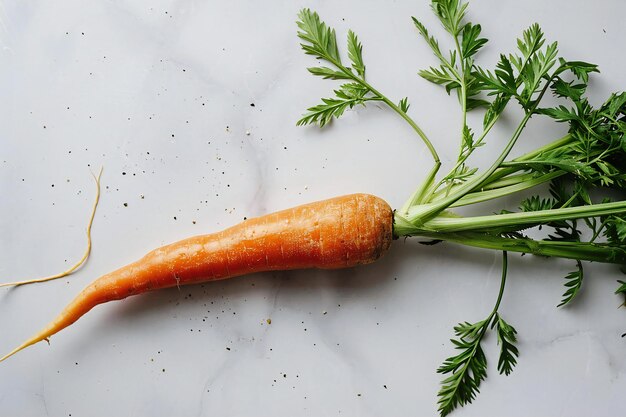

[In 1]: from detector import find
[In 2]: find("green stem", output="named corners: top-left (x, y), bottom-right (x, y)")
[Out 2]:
top-left (375, 91), bottom-right (441, 164)
top-left (331, 59), bottom-right (441, 164)
top-left (428, 170), bottom-right (544, 202)
top-left (480, 172), bottom-right (553, 190)
top-left (411, 231), bottom-right (626, 264)
top-left (405, 110), bottom-right (535, 224)
top-left (424, 111), bottom-right (501, 204)
top-left (454, 35), bottom-right (468, 154)
top-left (513, 133), bottom-right (573, 161)
top-left (406, 74), bottom-right (557, 225)
top-left (449, 133), bottom-right (573, 194)
top-left (492, 251), bottom-right (508, 314)
top-left (401, 162), bottom-right (442, 213)
top-left (444, 171), bottom-right (564, 207)
top-left (418, 200), bottom-right (626, 233)
top-left (424, 47), bottom-right (546, 205)
top-left (482, 134), bottom-right (572, 185)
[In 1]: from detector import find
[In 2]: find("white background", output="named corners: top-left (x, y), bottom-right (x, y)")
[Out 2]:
top-left (1, 1), bottom-right (625, 416)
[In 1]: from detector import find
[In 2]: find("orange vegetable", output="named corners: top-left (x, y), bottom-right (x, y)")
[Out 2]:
top-left (0, 193), bottom-right (393, 362)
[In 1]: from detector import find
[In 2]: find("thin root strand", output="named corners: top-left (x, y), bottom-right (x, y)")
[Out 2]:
top-left (0, 167), bottom-right (103, 288)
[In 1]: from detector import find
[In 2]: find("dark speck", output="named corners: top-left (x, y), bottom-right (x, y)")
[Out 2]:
top-left (250, 103), bottom-right (255, 107)
top-left (123, 203), bottom-right (128, 207)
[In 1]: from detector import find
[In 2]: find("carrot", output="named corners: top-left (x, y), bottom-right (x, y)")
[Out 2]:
top-left (0, 193), bottom-right (393, 362)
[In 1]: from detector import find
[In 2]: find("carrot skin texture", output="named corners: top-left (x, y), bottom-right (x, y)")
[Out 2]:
top-left (1, 193), bottom-right (393, 361)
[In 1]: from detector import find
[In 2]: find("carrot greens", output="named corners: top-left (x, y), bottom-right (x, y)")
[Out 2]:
top-left (297, 2), bottom-right (626, 415)
top-left (295, 9), bottom-right (440, 164)
top-left (436, 252), bottom-right (516, 416)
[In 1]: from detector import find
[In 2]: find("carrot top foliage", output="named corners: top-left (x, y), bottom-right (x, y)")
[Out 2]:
top-left (296, 1), bottom-right (626, 415)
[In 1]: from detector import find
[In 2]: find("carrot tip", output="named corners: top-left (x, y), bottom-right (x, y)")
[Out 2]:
top-left (0, 327), bottom-right (55, 363)
top-left (0, 346), bottom-right (26, 363)
top-left (0, 341), bottom-right (37, 363)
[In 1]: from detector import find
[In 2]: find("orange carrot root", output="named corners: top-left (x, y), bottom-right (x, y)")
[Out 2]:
top-left (0, 193), bottom-right (393, 362)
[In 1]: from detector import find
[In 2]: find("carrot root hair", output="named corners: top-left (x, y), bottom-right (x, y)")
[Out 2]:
top-left (0, 167), bottom-right (103, 288)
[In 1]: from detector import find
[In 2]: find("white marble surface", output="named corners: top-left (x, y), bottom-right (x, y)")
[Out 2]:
top-left (1, 1), bottom-right (626, 416)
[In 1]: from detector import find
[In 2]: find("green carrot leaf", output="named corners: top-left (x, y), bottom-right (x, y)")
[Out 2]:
top-left (307, 67), bottom-right (352, 80)
top-left (419, 66), bottom-right (461, 92)
top-left (473, 55), bottom-right (516, 96)
top-left (437, 318), bottom-right (489, 416)
top-left (347, 30), bottom-right (366, 78)
top-left (551, 77), bottom-right (586, 101)
top-left (482, 96), bottom-right (509, 129)
top-left (519, 195), bottom-right (556, 212)
top-left (399, 97), bottom-right (410, 113)
top-left (492, 314), bottom-right (519, 376)
top-left (558, 260), bottom-right (584, 307)
top-left (413, 17), bottom-right (450, 68)
top-left (536, 105), bottom-right (579, 123)
top-left (514, 23), bottom-right (545, 65)
top-left (297, 83), bottom-right (372, 127)
top-left (615, 280), bottom-right (626, 308)
top-left (431, 0), bottom-right (469, 37)
top-left (297, 9), bottom-right (341, 64)
top-left (559, 60), bottom-right (599, 83)
top-left (461, 22), bottom-right (487, 59)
